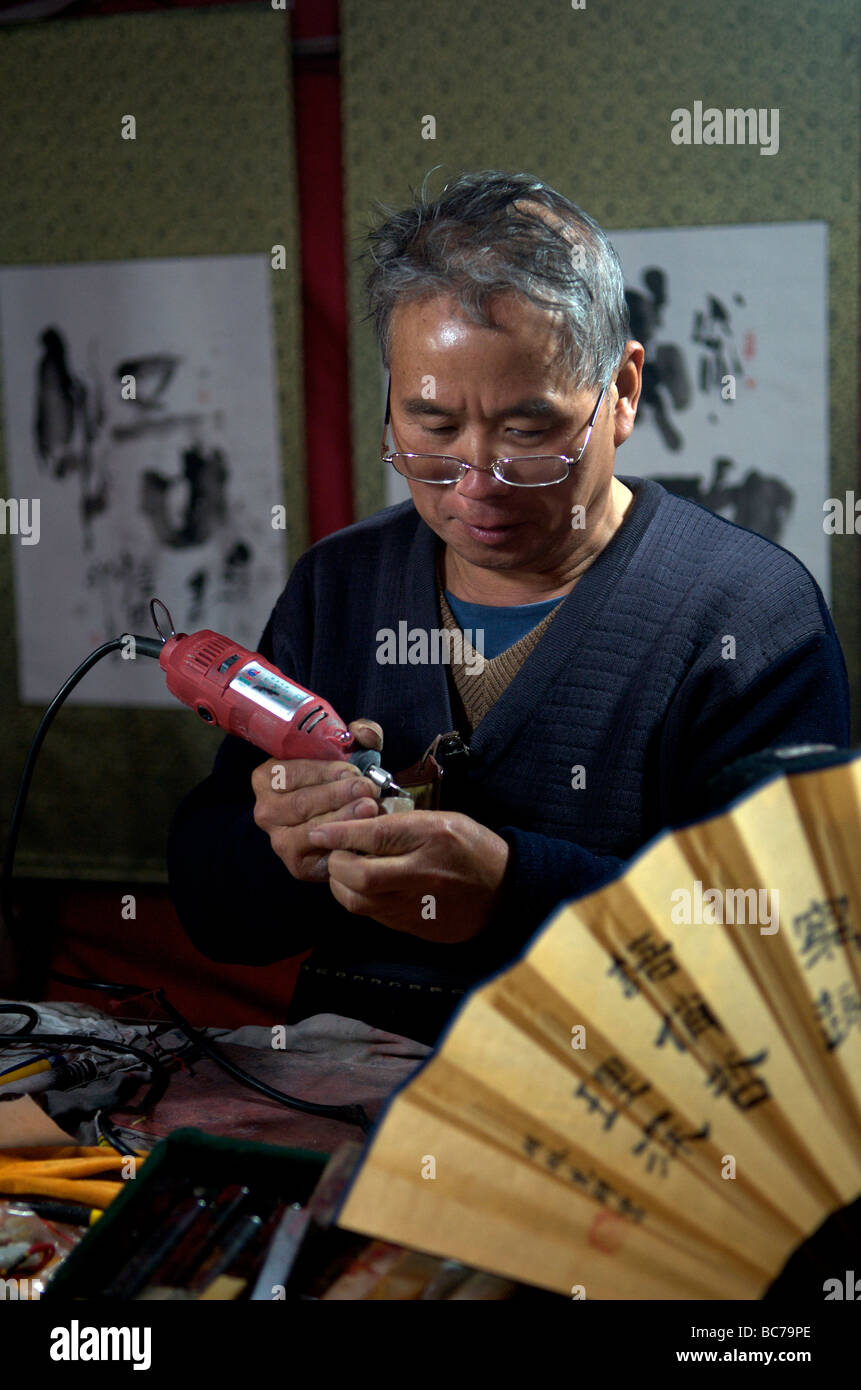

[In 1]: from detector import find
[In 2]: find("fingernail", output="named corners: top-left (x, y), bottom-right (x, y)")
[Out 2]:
top-left (356, 726), bottom-right (382, 749)
top-left (309, 854), bottom-right (330, 881)
top-left (308, 828), bottom-right (328, 844)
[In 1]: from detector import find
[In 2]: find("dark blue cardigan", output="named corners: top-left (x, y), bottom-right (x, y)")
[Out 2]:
top-left (166, 476), bottom-right (850, 1038)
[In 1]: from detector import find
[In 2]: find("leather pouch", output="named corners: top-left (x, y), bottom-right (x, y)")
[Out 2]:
top-left (390, 751), bottom-right (443, 811)
top-left (391, 731), bottom-right (470, 811)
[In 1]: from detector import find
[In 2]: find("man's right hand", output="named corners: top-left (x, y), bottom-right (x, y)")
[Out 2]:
top-left (251, 720), bottom-right (384, 882)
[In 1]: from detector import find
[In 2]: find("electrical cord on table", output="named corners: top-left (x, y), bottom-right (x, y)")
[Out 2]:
top-left (0, 1003), bottom-right (38, 1034)
top-left (93, 1109), bottom-right (143, 1157)
top-left (153, 989), bottom-right (371, 1133)
top-left (0, 1030), bottom-right (172, 1113)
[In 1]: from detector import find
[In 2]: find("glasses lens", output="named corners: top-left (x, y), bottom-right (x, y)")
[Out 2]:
top-left (497, 457), bottom-right (570, 486)
top-left (391, 454), bottom-right (463, 483)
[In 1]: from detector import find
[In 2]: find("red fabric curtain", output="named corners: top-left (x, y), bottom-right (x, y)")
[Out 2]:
top-left (293, 0), bottom-right (354, 542)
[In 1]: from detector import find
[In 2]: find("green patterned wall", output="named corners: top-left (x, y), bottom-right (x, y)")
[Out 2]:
top-left (341, 0), bottom-right (861, 733)
top-left (0, 6), bottom-right (303, 878)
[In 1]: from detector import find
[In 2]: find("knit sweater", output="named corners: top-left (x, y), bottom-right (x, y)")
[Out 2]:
top-left (436, 580), bottom-right (563, 733)
top-left (166, 475), bottom-right (850, 1042)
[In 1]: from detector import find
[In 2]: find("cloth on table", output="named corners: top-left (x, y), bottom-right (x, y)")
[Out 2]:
top-left (130, 1013), bottom-right (433, 1152)
top-left (0, 999), bottom-right (431, 1151)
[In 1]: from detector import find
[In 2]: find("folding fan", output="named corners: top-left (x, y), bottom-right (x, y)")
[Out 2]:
top-left (336, 752), bottom-right (861, 1299)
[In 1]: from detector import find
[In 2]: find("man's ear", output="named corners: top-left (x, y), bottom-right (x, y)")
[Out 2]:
top-left (612, 341), bottom-right (644, 447)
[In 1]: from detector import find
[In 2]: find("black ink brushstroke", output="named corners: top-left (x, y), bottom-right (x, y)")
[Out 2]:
top-left (140, 443), bottom-right (229, 548)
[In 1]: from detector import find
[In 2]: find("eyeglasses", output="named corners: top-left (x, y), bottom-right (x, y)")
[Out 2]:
top-left (380, 376), bottom-right (608, 487)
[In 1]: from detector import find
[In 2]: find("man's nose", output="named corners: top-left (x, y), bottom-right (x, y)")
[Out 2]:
top-left (452, 442), bottom-right (510, 497)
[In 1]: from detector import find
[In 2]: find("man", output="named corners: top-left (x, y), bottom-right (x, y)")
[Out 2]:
top-left (167, 170), bottom-right (849, 1045)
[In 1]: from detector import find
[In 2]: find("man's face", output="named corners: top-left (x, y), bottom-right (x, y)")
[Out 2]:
top-left (387, 293), bottom-right (636, 579)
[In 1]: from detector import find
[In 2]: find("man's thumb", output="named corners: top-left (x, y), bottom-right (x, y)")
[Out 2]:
top-left (348, 719), bottom-right (383, 751)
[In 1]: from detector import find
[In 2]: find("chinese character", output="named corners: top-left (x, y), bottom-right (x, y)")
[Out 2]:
top-left (655, 993), bottom-right (724, 1049)
top-left (593, 1055), bottom-right (652, 1107)
top-left (691, 293), bottom-right (744, 395)
top-left (607, 954), bottom-right (640, 998)
top-left (705, 1050), bottom-right (770, 1109)
top-left (793, 897), bottom-right (859, 969)
top-left (574, 1080), bottom-right (619, 1132)
top-left (628, 932), bottom-right (679, 982)
top-left (632, 1110), bottom-right (710, 1176)
top-left (813, 983), bottom-right (861, 1051)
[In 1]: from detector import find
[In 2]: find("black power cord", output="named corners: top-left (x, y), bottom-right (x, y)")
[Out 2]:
top-left (0, 1002), bottom-right (39, 1034)
top-left (154, 989), bottom-right (370, 1133)
top-left (0, 1030), bottom-right (171, 1112)
top-left (94, 1109), bottom-right (145, 1157)
top-left (0, 631), bottom-right (372, 1134)
top-left (0, 633), bottom-right (161, 954)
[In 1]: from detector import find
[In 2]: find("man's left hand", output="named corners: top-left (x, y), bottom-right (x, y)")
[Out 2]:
top-left (307, 810), bottom-right (510, 943)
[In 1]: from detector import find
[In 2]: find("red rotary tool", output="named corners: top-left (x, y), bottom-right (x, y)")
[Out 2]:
top-left (148, 598), bottom-right (402, 795)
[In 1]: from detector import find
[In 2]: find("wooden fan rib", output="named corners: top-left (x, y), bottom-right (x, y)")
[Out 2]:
top-left (338, 1099), bottom-right (766, 1299)
top-left (525, 902), bottom-right (850, 1224)
top-left (479, 967), bottom-right (810, 1258)
top-left (572, 832), bottom-right (861, 1201)
top-left (789, 762), bottom-right (861, 1003)
top-left (409, 1046), bottom-right (785, 1283)
top-left (683, 776), bottom-right (861, 1142)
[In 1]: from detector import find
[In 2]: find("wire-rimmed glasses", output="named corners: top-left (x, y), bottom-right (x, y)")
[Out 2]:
top-left (381, 377), bottom-right (608, 487)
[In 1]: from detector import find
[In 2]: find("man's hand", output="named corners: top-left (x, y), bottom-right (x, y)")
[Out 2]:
top-left (307, 810), bottom-right (510, 943)
top-left (251, 720), bottom-right (385, 883)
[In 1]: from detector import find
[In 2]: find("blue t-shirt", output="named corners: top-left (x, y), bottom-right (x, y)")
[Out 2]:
top-left (443, 590), bottom-right (562, 659)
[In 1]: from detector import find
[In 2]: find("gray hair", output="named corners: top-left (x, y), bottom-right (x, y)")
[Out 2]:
top-left (363, 169), bottom-right (630, 392)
